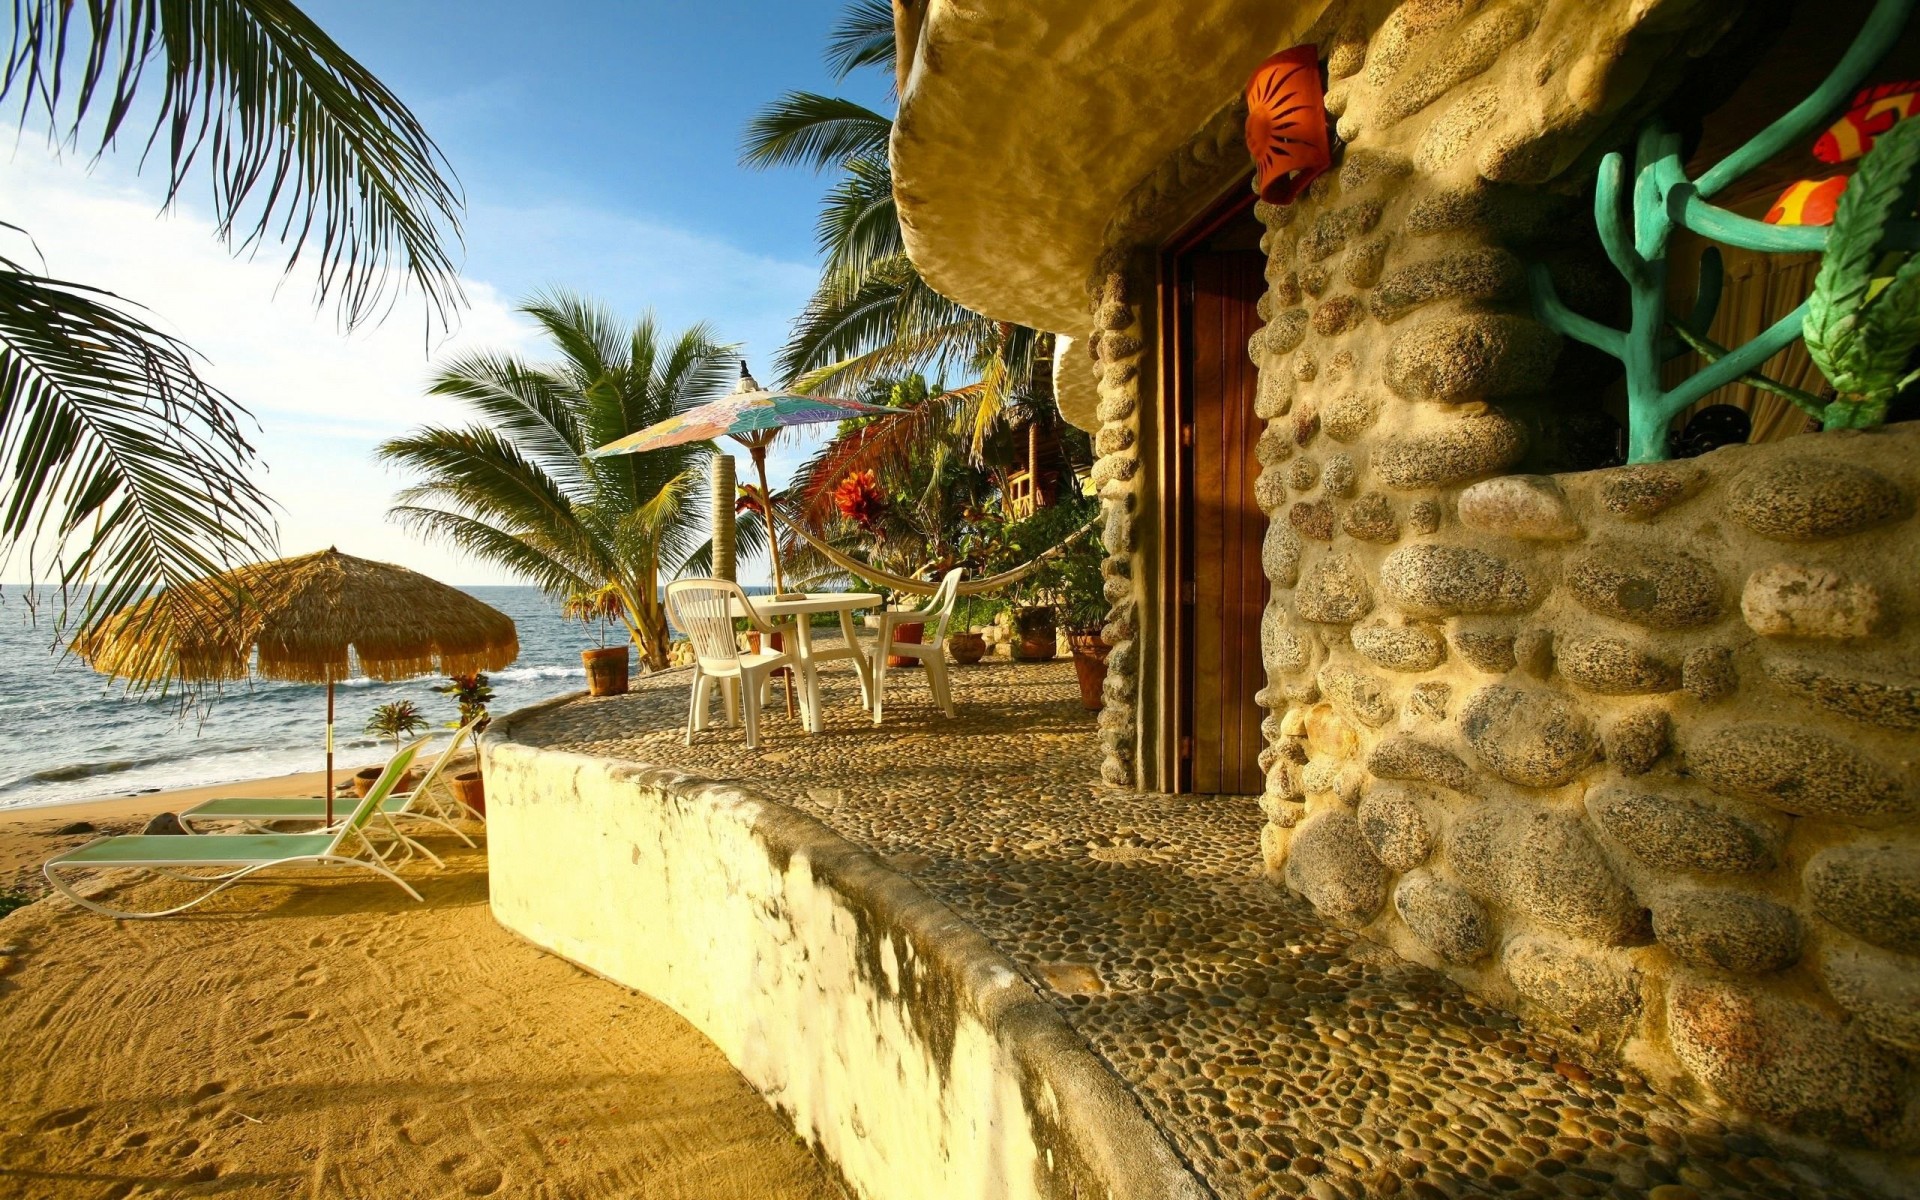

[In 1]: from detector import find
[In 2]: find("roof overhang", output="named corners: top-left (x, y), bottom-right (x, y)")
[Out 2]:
top-left (892, 1), bottom-right (1337, 340)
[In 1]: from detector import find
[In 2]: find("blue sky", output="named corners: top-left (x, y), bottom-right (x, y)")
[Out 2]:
top-left (0, 0), bottom-right (891, 585)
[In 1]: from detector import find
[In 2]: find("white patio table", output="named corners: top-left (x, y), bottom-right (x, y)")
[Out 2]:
top-left (730, 591), bottom-right (882, 734)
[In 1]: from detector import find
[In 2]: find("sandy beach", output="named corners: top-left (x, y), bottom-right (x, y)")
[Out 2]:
top-left (0, 780), bottom-right (838, 1198)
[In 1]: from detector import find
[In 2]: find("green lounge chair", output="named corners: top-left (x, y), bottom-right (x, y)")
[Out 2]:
top-left (44, 738), bottom-right (430, 920)
top-left (177, 719), bottom-right (484, 865)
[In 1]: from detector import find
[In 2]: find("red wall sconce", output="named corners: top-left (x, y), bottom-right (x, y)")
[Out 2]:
top-left (1245, 46), bottom-right (1332, 205)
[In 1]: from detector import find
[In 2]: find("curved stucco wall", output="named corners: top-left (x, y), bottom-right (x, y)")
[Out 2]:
top-left (481, 699), bottom-right (1203, 1200)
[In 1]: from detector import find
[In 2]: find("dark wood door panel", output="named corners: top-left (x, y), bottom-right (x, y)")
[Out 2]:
top-left (1183, 246), bottom-right (1269, 795)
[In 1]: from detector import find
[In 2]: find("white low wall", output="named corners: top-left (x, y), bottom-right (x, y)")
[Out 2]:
top-left (484, 697), bottom-right (1204, 1200)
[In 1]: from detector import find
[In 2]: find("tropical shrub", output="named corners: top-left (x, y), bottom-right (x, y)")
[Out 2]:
top-left (366, 700), bottom-right (429, 750)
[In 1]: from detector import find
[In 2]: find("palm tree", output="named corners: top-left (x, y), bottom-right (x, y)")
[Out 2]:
top-left (378, 294), bottom-right (751, 672)
top-left (740, 0), bottom-right (1047, 465)
top-left (2, 1), bottom-right (464, 690)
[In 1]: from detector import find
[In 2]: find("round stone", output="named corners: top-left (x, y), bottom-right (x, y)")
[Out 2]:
top-left (1350, 622), bottom-right (1446, 672)
top-left (1586, 787), bottom-right (1776, 874)
top-left (1726, 457), bottom-right (1905, 541)
top-left (1394, 870), bottom-right (1491, 963)
top-left (1322, 454), bottom-right (1357, 498)
top-left (1566, 542), bottom-right (1723, 629)
top-left (1322, 392), bottom-right (1381, 442)
top-left (1318, 665), bottom-right (1395, 728)
top-left (1371, 413), bottom-right (1529, 489)
top-left (1652, 892), bottom-right (1801, 974)
top-left (1366, 736), bottom-right (1471, 792)
top-left (1264, 523), bottom-right (1303, 588)
top-left (1762, 659), bottom-right (1920, 731)
top-left (1290, 499), bottom-right (1337, 542)
top-left (1460, 685), bottom-right (1596, 788)
top-left (1380, 545), bottom-right (1535, 616)
top-left (1600, 708), bottom-right (1670, 777)
top-left (1451, 807), bottom-right (1644, 944)
top-left (1687, 725), bottom-right (1910, 821)
top-left (1295, 555), bottom-right (1375, 624)
top-left (1449, 629), bottom-right (1516, 673)
top-left (1598, 463), bottom-right (1704, 519)
top-left (1667, 980), bottom-right (1906, 1144)
top-left (1456, 475), bottom-right (1581, 541)
top-left (1804, 841), bottom-right (1920, 954)
top-left (1503, 936), bottom-right (1641, 1041)
top-left (1341, 494), bottom-right (1400, 543)
top-left (1555, 635), bottom-right (1678, 694)
top-left (1285, 810), bottom-right (1388, 926)
top-left (1357, 783), bottom-right (1436, 870)
top-left (1820, 942), bottom-right (1920, 1051)
top-left (1384, 313), bottom-right (1560, 403)
top-left (1741, 564), bottom-right (1886, 640)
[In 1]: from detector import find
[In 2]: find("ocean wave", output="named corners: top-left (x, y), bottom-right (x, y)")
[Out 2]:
top-left (491, 665), bottom-right (587, 681)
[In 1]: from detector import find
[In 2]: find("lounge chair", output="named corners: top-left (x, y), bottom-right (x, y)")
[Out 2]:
top-left (177, 719), bottom-right (484, 864)
top-left (44, 738), bottom-right (431, 919)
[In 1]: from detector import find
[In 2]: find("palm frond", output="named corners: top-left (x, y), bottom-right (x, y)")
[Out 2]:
top-left (0, 259), bottom-right (273, 689)
top-left (3, 0), bottom-right (465, 331)
top-left (824, 0), bottom-right (896, 81)
top-left (816, 154), bottom-right (902, 277)
top-left (739, 91), bottom-right (890, 173)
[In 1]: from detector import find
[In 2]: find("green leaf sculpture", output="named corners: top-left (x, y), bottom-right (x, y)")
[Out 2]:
top-left (1805, 117), bottom-right (1920, 427)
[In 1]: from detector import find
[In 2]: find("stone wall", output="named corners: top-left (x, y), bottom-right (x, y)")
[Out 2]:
top-left (1081, 0), bottom-right (1920, 1173)
top-left (482, 698), bottom-right (1205, 1200)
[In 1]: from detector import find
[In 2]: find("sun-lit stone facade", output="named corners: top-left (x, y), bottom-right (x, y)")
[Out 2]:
top-left (1066, 0), bottom-right (1920, 1171)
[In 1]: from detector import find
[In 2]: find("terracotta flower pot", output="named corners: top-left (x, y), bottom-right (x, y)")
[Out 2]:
top-left (1012, 606), bottom-right (1057, 661)
top-left (352, 766), bottom-right (383, 798)
top-left (947, 630), bottom-right (987, 664)
top-left (582, 645), bottom-right (630, 696)
top-left (450, 770), bottom-right (485, 818)
top-left (1068, 631), bottom-right (1111, 711)
top-left (886, 622), bottom-right (925, 668)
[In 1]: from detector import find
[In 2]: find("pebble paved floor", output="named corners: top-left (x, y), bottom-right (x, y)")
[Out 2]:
top-left (512, 646), bottom-right (1884, 1200)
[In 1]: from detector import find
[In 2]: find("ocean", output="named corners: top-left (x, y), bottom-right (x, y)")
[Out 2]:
top-left (0, 585), bottom-right (630, 811)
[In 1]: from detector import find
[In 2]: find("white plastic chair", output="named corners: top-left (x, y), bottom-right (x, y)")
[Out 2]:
top-left (666, 578), bottom-right (797, 750)
top-left (870, 569), bottom-right (964, 725)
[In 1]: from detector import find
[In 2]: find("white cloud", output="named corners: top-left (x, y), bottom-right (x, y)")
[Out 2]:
top-left (0, 145), bottom-right (820, 586)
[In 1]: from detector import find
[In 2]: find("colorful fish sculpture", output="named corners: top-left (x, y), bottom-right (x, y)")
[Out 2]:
top-left (1814, 81), bottom-right (1920, 164)
top-left (1764, 176), bottom-right (1849, 226)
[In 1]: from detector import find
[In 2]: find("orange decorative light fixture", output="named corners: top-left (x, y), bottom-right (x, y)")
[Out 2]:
top-left (1245, 46), bottom-right (1332, 205)
top-left (1764, 176), bottom-right (1849, 226)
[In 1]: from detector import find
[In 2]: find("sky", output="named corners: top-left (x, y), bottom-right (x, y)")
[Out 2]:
top-left (0, 0), bottom-right (891, 586)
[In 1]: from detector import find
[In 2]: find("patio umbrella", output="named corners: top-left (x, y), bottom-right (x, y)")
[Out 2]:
top-left (590, 362), bottom-right (890, 598)
top-left (76, 548), bottom-right (519, 821)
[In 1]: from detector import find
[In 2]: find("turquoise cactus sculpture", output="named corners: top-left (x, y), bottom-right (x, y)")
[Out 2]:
top-left (1529, 0), bottom-right (1918, 462)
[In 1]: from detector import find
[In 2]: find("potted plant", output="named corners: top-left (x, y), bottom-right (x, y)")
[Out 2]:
top-left (1012, 604), bottom-right (1058, 661)
top-left (433, 673), bottom-right (495, 732)
top-left (432, 673), bottom-right (493, 813)
top-left (947, 593), bottom-right (987, 664)
top-left (565, 584), bottom-right (631, 696)
top-left (1056, 523), bottom-right (1112, 711)
top-left (361, 700), bottom-right (429, 795)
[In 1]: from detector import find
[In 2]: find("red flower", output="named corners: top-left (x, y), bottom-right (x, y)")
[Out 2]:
top-left (832, 470), bottom-right (886, 530)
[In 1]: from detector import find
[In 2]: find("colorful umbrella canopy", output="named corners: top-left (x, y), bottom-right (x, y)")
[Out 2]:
top-left (77, 548), bottom-right (519, 819)
top-left (590, 364), bottom-right (890, 456)
top-left (590, 363), bottom-right (890, 596)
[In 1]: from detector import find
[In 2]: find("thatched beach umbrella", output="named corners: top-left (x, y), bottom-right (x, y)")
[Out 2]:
top-left (77, 548), bottom-right (519, 820)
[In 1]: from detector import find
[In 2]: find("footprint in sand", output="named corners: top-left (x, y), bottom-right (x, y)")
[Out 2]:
top-left (168, 1137), bottom-right (200, 1159)
top-left (460, 1167), bottom-right (504, 1196)
top-left (121, 1131), bottom-right (150, 1148)
top-left (36, 1106), bottom-right (91, 1131)
top-left (190, 1081), bottom-right (228, 1101)
top-left (292, 963), bottom-right (326, 987)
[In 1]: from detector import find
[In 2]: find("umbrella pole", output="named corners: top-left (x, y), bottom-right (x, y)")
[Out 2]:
top-left (747, 441), bottom-right (790, 599)
top-left (325, 680), bottom-right (335, 826)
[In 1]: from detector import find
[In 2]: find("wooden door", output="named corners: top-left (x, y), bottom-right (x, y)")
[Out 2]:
top-left (1169, 214), bottom-right (1269, 794)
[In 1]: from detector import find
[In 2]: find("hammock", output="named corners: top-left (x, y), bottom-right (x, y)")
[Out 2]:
top-left (767, 506), bottom-right (1101, 597)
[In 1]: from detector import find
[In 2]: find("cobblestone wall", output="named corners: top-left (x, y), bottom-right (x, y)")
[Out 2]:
top-left (1241, 0), bottom-right (1920, 1167)
top-left (1072, 0), bottom-right (1920, 1170)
